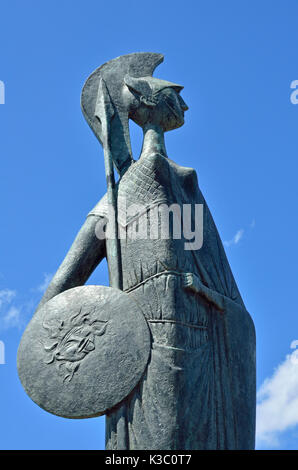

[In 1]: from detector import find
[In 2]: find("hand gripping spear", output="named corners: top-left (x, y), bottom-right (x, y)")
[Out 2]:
top-left (94, 78), bottom-right (122, 291)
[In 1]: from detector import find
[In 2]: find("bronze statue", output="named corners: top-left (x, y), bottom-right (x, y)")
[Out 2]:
top-left (18, 53), bottom-right (256, 450)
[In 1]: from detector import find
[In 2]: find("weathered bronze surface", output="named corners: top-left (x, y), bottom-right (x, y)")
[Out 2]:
top-left (18, 53), bottom-right (256, 450)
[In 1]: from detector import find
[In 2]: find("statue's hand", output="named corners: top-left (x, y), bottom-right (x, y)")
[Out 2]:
top-left (182, 272), bottom-right (198, 292)
top-left (182, 272), bottom-right (225, 312)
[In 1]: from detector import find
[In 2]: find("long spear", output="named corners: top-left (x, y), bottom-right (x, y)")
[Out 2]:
top-left (94, 78), bottom-right (127, 448)
top-left (94, 78), bottom-right (122, 290)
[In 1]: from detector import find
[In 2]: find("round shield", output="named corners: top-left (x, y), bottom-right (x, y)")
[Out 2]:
top-left (17, 285), bottom-right (151, 419)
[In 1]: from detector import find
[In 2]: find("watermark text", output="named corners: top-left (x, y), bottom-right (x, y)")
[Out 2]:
top-left (95, 200), bottom-right (204, 251)
top-left (0, 81), bottom-right (5, 104)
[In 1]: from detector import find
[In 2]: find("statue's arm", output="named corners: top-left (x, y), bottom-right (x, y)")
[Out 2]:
top-left (183, 272), bottom-right (229, 313)
top-left (37, 215), bottom-right (106, 310)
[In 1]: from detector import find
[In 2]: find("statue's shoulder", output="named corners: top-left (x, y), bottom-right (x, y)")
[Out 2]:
top-left (167, 157), bottom-right (198, 186)
top-left (124, 153), bottom-right (198, 186)
top-left (87, 154), bottom-right (199, 218)
top-left (87, 193), bottom-right (108, 219)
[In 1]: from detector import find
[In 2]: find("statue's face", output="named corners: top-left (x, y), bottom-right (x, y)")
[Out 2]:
top-left (158, 87), bottom-right (189, 132)
top-left (125, 84), bottom-right (188, 132)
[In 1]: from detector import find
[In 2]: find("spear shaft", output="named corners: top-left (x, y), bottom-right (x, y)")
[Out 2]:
top-left (95, 77), bottom-right (128, 449)
top-left (95, 78), bottom-right (122, 290)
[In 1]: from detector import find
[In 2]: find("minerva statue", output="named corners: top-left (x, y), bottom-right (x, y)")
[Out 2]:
top-left (17, 53), bottom-right (256, 450)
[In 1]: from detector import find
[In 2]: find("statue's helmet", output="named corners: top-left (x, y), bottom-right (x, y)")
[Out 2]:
top-left (124, 75), bottom-right (183, 100)
top-left (81, 53), bottom-right (183, 175)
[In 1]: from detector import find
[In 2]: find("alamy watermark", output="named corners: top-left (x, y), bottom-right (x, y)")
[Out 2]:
top-left (290, 80), bottom-right (298, 104)
top-left (0, 341), bottom-right (5, 364)
top-left (0, 80), bottom-right (5, 104)
top-left (95, 199), bottom-right (204, 251)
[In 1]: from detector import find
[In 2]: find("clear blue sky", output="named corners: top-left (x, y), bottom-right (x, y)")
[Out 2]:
top-left (1, 0), bottom-right (298, 450)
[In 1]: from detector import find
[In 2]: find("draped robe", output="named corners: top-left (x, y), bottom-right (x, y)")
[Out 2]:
top-left (88, 153), bottom-right (256, 450)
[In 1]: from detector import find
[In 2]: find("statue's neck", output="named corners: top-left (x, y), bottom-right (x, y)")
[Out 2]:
top-left (140, 124), bottom-right (167, 159)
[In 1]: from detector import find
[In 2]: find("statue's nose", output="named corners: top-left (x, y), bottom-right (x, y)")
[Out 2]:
top-left (179, 95), bottom-right (189, 112)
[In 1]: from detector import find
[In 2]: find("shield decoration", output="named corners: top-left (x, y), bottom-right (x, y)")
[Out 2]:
top-left (17, 285), bottom-right (151, 419)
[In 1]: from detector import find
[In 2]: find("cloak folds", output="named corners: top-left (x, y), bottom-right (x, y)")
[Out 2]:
top-left (88, 153), bottom-right (256, 450)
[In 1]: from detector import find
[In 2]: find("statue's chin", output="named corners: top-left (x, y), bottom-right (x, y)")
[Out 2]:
top-left (164, 118), bottom-right (185, 132)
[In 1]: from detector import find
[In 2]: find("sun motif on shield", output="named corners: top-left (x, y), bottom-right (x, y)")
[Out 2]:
top-left (42, 308), bottom-right (108, 383)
